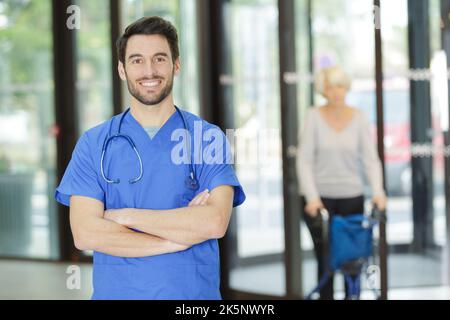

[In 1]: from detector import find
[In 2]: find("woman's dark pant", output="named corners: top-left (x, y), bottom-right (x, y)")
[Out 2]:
top-left (301, 195), bottom-right (365, 300)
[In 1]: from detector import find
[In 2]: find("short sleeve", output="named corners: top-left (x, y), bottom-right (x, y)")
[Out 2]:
top-left (196, 126), bottom-right (246, 208)
top-left (55, 133), bottom-right (105, 207)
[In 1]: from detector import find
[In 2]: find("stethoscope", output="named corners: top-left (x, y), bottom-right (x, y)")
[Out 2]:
top-left (100, 106), bottom-right (199, 191)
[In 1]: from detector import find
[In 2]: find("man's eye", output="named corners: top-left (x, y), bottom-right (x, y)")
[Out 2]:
top-left (132, 59), bottom-right (142, 64)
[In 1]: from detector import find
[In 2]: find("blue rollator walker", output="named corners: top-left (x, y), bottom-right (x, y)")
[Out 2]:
top-left (306, 206), bottom-right (387, 300)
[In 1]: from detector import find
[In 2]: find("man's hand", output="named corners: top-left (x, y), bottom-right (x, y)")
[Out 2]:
top-left (188, 189), bottom-right (210, 207)
top-left (104, 189), bottom-right (211, 226)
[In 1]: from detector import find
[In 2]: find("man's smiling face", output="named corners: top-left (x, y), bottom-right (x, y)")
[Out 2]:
top-left (118, 34), bottom-right (180, 106)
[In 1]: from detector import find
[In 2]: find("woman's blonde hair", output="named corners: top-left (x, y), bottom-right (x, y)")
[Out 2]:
top-left (315, 65), bottom-right (352, 96)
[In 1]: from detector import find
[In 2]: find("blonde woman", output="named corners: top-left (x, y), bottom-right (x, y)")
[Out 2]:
top-left (297, 66), bottom-right (386, 299)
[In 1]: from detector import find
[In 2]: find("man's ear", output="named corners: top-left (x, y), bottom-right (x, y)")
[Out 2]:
top-left (118, 61), bottom-right (127, 81)
top-left (174, 58), bottom-right (181, 76)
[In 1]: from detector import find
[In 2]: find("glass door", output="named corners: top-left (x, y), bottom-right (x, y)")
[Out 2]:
top-left (223, 0), bottom-right (286, 297)
top-left (295, 0), bottom-right (377, 298)
top-left (380, 0), bottom-right (449, 294)
top-left (293, 0), bottom-right (450, 298)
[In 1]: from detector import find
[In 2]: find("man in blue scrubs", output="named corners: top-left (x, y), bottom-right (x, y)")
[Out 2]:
top-left (55, 16), bottom-right (245, 300)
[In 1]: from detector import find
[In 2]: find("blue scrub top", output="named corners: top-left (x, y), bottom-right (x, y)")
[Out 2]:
top-left (55, 108), bottom-right (246, 300)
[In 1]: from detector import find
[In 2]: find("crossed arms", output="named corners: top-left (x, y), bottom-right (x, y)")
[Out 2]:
top-left (69, 186), bottom-right (234, 258)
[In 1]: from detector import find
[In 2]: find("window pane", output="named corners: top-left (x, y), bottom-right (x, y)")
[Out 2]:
top-left (0, 0), bottom-right (58, 259)
top-left (75, 0), bottom-right (113, 134)
top-left (380, 1), bottom-right (413, 254)
top-left (226, 0), bottom-right (285, 296)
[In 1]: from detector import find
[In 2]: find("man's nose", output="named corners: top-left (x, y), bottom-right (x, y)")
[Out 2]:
top-left (142, 60), bottom-right (158, 77)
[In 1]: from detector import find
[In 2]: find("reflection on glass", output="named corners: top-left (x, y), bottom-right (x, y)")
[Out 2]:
top-left (226, 0), bottom-right (285, 296)
top-left (0, 0), bottom-right (58, 258)
top-left (121, 0), bottom-right (199, 115)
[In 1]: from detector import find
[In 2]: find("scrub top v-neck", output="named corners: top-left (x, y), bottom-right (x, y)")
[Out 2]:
top-left (143, 126), bottom-right (161, 139)
top-left (126, 108), bottom-right (177, 145)
top-left (54, 107), bottom-right (246, 300)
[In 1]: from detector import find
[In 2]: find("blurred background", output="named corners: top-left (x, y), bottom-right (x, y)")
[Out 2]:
top-left (1, 0), bottom-right (450, 299)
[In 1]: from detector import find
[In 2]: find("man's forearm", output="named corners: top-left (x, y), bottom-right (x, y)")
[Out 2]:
top-left (118, 205), bottom-right (225, 246)
top-left (77, 216), bottom-right (189, 258)
top-left (103, 186), bottom-right (234, 246)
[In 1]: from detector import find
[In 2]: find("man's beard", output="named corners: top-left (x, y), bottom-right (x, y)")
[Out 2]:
top-left (126, 71), bottom-right (174, 106)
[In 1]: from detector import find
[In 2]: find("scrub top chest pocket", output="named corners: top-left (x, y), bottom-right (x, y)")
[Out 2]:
top-left (102, 155), bottom-right (194, 210)
top-left (173, 163), bottom-right (200, 208)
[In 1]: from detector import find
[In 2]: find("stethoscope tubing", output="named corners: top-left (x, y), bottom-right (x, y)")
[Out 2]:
top-left (100, 106), bottom-right (198, 189)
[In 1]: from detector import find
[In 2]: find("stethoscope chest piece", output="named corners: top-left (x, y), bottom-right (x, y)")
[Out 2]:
top-left (185, 173), bottom-right (199, 191)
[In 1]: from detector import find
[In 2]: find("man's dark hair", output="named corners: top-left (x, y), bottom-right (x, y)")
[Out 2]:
top-left (116, 16), bottom-right (179, 64)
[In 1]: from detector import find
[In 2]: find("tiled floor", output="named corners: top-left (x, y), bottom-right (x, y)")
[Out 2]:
top-left (0, 259), bottom-right (449, 300)
top-left (0, 260), bottom-right (92, 300)
top-left (230, 252), bottom-right (450, 299)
